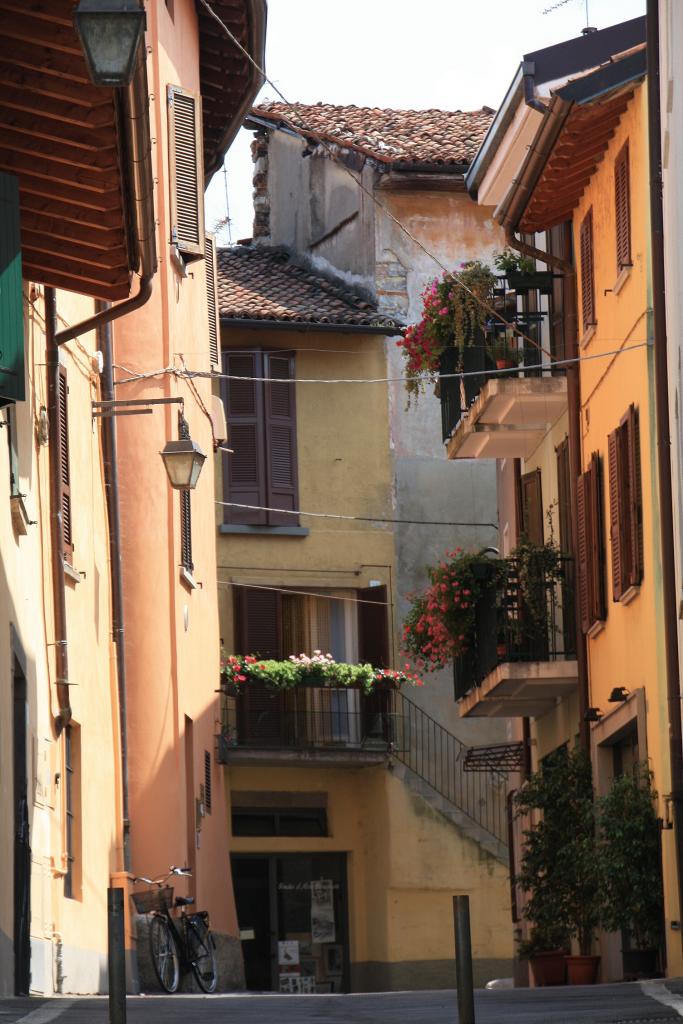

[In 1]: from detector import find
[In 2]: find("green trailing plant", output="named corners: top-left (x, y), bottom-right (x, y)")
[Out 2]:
top-left (514, 747), bottom-right (602, 956)
top-left (513, 538), bottom-right (566, 634)
top-left (220, 652), bottom-right (424, 695)
top-left (490, 336), bottom-right (523, 365)
top-left (493, 247), bottom-right (535, 276)
top-left (598, 764), bottom-right (664, 951)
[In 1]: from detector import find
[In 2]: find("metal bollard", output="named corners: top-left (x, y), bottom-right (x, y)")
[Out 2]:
top-left (108, 887), bottom-right (127, 1024)
top-left (453, 895), bottom-right (475, 1024)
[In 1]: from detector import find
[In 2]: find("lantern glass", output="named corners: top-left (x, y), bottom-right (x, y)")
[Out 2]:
top-left (74, 1), bottom-right (145, 87)
top-left (160, 438), bottom-right (206, 490)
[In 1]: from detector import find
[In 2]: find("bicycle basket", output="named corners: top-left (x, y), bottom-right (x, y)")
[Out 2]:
top-left (132, 886), bottom-right (173, 914)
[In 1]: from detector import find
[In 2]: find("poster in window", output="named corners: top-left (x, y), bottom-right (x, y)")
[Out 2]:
top-left (278, 940), bottom-right (300, 966)
top-left (310, 879), bottom-right (335, 943)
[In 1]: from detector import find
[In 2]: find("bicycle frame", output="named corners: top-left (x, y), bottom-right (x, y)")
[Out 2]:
top-left (155, 906), bottom-right (212, 971)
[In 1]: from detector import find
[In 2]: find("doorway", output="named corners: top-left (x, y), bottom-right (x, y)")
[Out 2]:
top-left (13, 656), bottom-right (30, 995)
top-left (232, 853), bottom-right (349, 994)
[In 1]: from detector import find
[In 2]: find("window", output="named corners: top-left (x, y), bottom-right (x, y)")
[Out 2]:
top-left (608, 404), bottom-right (643, 600)
top-left (577, 452), bottom-right (607, 632)
top-left (57, 366), bottom-right (73, 562)
top-left (579, 208), bottom-right (596, 332)
top-left (222, 350), bottom-right (298, 526)
top-left (614, 142), bottom-right (631, 273)
top-left (204, 750), bottom-right (212, 814)
top-left (205, 233), bottom-right (219, 368)
top-left (180, 489), bottom-right (193, 574)
top-left (168, 86), bottom-right (204, 261)
top-left (64, 725), bottom-right (80, 900)
top-left (232, 807), bottom-right (328, 837)
top-left (519, 468), bottom-right (543, 545)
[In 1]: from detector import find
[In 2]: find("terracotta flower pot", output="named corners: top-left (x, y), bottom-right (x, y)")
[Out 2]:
top-left (496, 358), bottom-right (515, 370)
top-left (565, 954), bottom-right (600, 985)
top-left (529, 950), bottom-right (566, 987)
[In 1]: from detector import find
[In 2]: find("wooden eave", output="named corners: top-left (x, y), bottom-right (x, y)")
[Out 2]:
top-left (197, 0), bottom-right (266, 179)
top-left (519, 88), bottom-right (634, 234)
top-left (0, 1), bottom-right (133, 301)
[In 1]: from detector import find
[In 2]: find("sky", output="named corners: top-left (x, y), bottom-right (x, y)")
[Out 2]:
top-left (204, 0), bottom-right (646, 246)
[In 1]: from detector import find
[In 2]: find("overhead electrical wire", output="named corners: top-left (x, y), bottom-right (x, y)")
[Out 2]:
top-left (216, 499), bottom-right (497, 528)
top-left (216, 579), bottom-right (391, 606)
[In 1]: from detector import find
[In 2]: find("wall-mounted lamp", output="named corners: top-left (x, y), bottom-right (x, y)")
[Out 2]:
top-left (584, 707), bottom-right (603, 723)
top-left (74, 0), bottom-right (146, 87)
top-left (160, 413), bottom-right (206, 491)
top-left (608, 686), bottom-right (630, 703)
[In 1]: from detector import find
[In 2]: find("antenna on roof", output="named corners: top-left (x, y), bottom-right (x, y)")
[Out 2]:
top-left (542, 0), bottom-right (595, 31)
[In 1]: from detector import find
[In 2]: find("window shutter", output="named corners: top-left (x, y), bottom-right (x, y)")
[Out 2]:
top-left (580, 209), bottom-right (596, 332)
top-left (577, 472), bottom-right (591, 633)
top-left (615, 142), bottom-right (631, 273)
top-left (203, 751), bottom-right (212, 814)
top-left (608, 429), bottom-right (623, 601)
top-left (626, 404), bottom-right (643, 587)
top-left (588, 453), bottom-right (606, 622)
top-left (180, 489), bottom-right (193, 573)
top-left (520, 469), bottom-right (544, 545)
top-left (264, 351), bottom-right (299, 527)
top-left (58, 366), bottom-right (73, 562)
top-left (234, 585), bottom-right (282, 659)
top-left (168, 86), bottom-right (204, 261)
top-left (222, 350), bottom-right (267, 525)
top-left (205, 233), bottom-right (219, 368)
top-left (0, 172), bottom-right (25, 404)
top-left (556, 437), bottom-right (571, 553)
top-left (357, 585), bottom-right (390, 668)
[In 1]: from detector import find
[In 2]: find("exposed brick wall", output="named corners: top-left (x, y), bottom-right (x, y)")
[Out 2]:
top-left (251, 130), bottom-right (270, 242)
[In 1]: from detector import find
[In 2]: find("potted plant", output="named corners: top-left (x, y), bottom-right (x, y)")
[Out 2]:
top-left (598, 764), bottom-right (664, 980)
top-left (518, 928), bottom-right (569, 987)
top-left (493, 247), bottom-right (554, 295)
top-left (490, 336), bottom-right (522, 370)
top-left (515, 747), bottom-right (603, 987)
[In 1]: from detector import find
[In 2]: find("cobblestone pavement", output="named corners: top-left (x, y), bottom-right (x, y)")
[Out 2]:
top-left (2, 982), bottom-right (683, 1024)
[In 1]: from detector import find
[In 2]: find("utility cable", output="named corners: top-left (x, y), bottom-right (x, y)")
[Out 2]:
top-left (216, 579), bottom-right (391, 606)
top-left (216, 499), bottom-right (497, 528)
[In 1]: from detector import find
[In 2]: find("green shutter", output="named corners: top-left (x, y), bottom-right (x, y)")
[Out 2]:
top-left (0, 173), bottom-right (24, 403)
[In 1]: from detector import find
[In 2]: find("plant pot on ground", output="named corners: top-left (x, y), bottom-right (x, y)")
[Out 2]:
top-left (621, 947), bottom-right (660, 981)
top-left (565, 955), bottom-right (600, 985)
top-left (529, 951), bottom-right (567, 987)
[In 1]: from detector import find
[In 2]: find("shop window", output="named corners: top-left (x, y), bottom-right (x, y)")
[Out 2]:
top-left (232, 807), bottom-right (328, 837)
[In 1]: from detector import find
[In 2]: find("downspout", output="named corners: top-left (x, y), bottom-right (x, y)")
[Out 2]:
top-left (98, 305), bottom-right (131, 872)
top-left (522, 61), bottom-right (547, 114)
top-left (647, 0), bottom-right (683, 945)
top-left (504, 228), bottom-right (590, 751)
top-left (45, 287), bottom-right (71, 732)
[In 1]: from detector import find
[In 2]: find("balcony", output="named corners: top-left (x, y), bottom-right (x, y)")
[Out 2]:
top-left (454, 555), bottom-right (578, 718)
top-left (440, 282), bottom-right (568, 460)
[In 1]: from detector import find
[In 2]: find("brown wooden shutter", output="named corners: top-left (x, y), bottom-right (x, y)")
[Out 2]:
top-left (180, 489), bottom-right (193, 573)
top-left (168, 85), bottom-right (204, 261)
top-left (357, 585), bottom-right (390, 668)
top-left (588, 453), bottom-right (606, 622)
top-left (577, 471), bottom-right (591, 632)
top-left (608, 429), bottom-right (623, 601)
top-left (625, 404), bottom-right (643, 587)
top-left (222, 350), bottom-right (267, 525)
top-left (203, 751), bottom-right (212, 814)
top-left (264, 351), bottom-right (299, 527)
top-left (205, 233), bottom-right (219, 368)
top-left (580, 209), bottom-right (596, 332)
top-left (556, 437), bottom-right (571, 554)
top-left (234, 585), bottom-right (282, 659)
top-left (615, 142), bottom-right (631, 273)
top-left (520, 469), bottom-right (544, 545)
top-left (58, 366), bottom-right (73, 562)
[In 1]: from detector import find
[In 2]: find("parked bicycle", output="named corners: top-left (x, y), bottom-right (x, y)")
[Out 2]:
top-left (132, 865), bottom-right (217, 993)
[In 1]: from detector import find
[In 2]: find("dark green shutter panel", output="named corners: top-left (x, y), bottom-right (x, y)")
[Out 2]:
top-left (0, 173), bottom-right (25, 403)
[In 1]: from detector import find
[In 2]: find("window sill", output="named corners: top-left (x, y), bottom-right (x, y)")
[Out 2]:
top-left (63, 561), bottom-right (82, 586)
top-left (613, 265), bottom-right (632, 296)
top-left (580, 324), bottom-right (597, 349)
top-left (219, 524), bottom-right (309, 537)
top-left (180, 566), bottom-right (199, 591)
top-left (587, 619), bottom-right (605, 640)
top-left (620, 583), bottom-right (640, 606)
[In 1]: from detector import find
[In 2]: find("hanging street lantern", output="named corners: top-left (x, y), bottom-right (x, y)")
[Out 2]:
top-left (74, 0), bottom-right (146, 88)
top-left (160, 414), bottom-right (206, 490)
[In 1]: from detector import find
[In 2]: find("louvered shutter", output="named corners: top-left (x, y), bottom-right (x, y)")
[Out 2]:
top-left (520, 469), bottom-right (544, 545)
top-left (608, 429), bottom-right (623, 601)
top-left (577, 472), bottom-right (591, 632)
top-left (615, 143), bottom-right (631, 273)
top-left (222, 350), bottom-right (267, 525)
top-left (264, 351), bottom-right (299, 526)
top-left (58, 366), bottom-right (73, 562)
top-left (205, 233), bottom-right (219, 368)
top-left (580, 209), bottom-right (596, 332)
top-left (556, 438), bottom-right (571, 553)
top-left (625, 404), bottom-right (643, 587)
top-left (180, 489), bottom-right (193, 572)
top-left (0, 173), bottom-right (24, 404)
top-left (358, 585), bottom-right (390, 668)
top-left (588, 453), bottom-right (606, 622)
top-left (168, 86), bottom-right (204, 261)
top-left (235, 586), bottom-right (283, 658)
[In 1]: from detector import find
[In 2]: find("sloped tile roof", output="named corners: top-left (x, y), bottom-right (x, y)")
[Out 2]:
top-left (251, 102), bottom-right (496, 168)
top-left (217, 245), bottom-right (403, 332)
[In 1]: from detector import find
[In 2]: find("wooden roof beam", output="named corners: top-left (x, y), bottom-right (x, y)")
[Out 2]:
top-left (19, 175), bottom-right (123, 213)
top-left (0, 150), bottom-right (119, 192)
top-left (23, 262), bottom-right (131, 302)
top-left (21, 194), bottom-right (124, 232)
top-left (0, 36), bottom-right (91, 83)
top-left (22, 231), bottom-right (128, 271)
top-left (0, 84), bottom-right (113, 130)
top-left (0, 13), bottom-right (85, 56)
top-left (21, 214), bottom-right (123, 252)
top-left (0, 104), bottom-right (116, 152)
top-left (0, 128), bottom-right (118, 171)
top-left (0, 61), bottom-right (108, 107)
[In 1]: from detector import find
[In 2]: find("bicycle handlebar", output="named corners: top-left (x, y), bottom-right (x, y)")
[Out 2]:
top-left (132, 865), bottom-right (193, 886)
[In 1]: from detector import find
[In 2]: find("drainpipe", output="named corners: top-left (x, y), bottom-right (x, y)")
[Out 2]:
top-left (522, 61), bottom-right (547, 115)
top-left (504, 228), bottom-right (590, 751)
top-left (98, 304), bottom-right (131, 872)
top-left (647, 0), bottom-right (683, 946)
top-left (45, 287), bottom-right (71, 733)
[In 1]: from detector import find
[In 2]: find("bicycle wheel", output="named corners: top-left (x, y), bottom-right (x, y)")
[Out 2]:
top-left (187, 916), bottom-right (217, 993)
top-left (149, 915), bottom-right (180, 993)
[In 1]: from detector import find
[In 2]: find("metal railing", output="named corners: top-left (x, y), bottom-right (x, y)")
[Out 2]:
top-left (454, 555), bottom-right (576, 701)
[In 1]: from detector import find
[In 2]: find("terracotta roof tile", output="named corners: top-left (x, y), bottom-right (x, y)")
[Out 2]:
top-left (217, 245), bottom-right (403, 332)
top-left (251, 102), bottom-right (495, 167)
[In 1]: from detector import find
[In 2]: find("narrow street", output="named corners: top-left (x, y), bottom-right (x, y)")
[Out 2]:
top-left (3, 983), bottom-right (683, 1024)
